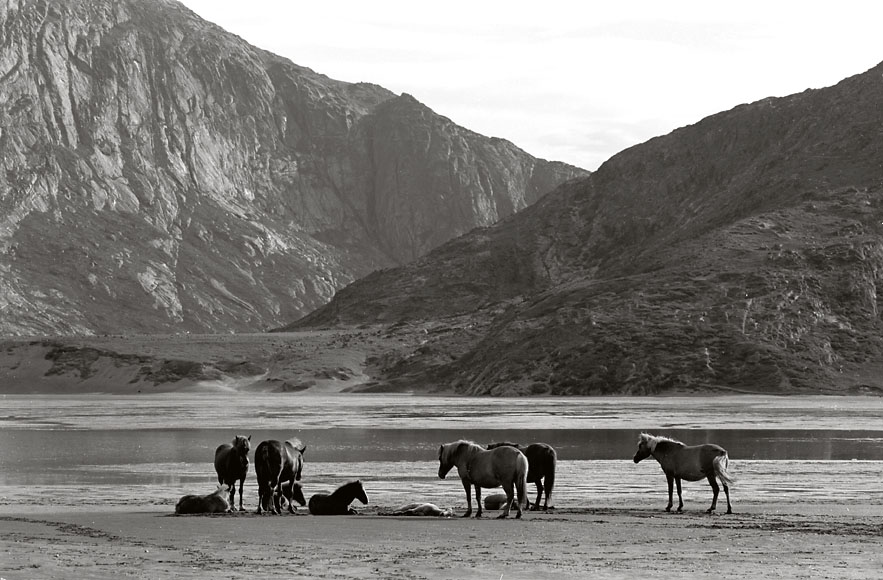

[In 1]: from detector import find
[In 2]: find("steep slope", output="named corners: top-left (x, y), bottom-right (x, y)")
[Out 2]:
top-left (292, 61), bottom-right (883, 395)
top-left (0, 0), bottom-right (584, 335)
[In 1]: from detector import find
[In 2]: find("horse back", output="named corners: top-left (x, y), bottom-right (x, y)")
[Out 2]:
top-left (523, 443), bottom-right (556, 476)
top-left (669, 443), bottom-right (727, 481)
top-left (467, 446), bottom-right (525, 487)
top-left (254, 440), bottom-right (284, 484)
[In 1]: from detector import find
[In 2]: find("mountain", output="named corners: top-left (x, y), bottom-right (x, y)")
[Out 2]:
top-left (0, 0), bottom-right (585, 335)
top-left (290, 61), bottom-right (883, 395)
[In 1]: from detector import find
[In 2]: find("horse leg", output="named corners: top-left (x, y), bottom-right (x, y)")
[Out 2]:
top-left (498, 482), bottom-right (514, 519)
top-left (532, 480), bottom-right (543, 511)
top-left (256, 482), bottom-right (266, 515)
top-left (723, 483), bottom-right (732, 514)
top-left (227, 481), bottom-right (235, 510)
top-left (272, 484), bottom-right (283, 515)
top-left (665, 473), bottom-right (675, 512)
top-left (474, 485), bottom-right (484, 518)
top-left (706, 474), bottom-right (720, 514)
top-left (460, 480), bottom-right (472, 518)
top-left (675, 478), bottom-right (684, 513)
top-left (237, 478), bottom-right (246, 511)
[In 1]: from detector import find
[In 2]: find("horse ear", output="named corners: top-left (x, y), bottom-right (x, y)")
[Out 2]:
top-left (247, 435), bottom-right (251, 441)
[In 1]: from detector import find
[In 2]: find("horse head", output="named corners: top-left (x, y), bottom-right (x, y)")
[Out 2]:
top-left (233, 435), bottom-right (251, 454)
top-left (354, 480), bottom-right (369, 505)
top-left (290, 483), bottom-right (306, 506)
top-left (438, 443), bottom-right (455, 479)
top-left (633, 433), bottom-right (655, 463)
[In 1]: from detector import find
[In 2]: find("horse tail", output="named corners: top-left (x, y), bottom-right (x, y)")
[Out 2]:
top-left (544, 454), bottom-right (556, 507)
top-left (516, 453), bottom-right (529, 509)
top-left (713, 452), bottom-right (735, 487)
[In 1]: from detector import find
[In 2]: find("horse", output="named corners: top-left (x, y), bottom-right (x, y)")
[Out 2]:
top-left (254, 438), bottom-right (307, 515)
top-left (487, 441), bottom-right (557, 510)
top-left (437, 440), bottom-right (528, 519)
top-left (388, 503), bottom-right (453, 517)
top-left (308, 480), bottom-right (369, 515)
top-left (483, 493), bottom-right (509, 510)
top-left (633, 433), bottom-right (734, 514)
top-left (175, 484), bottom-right (231, 515)
top-left (214, 435), bottom-right (251, 511)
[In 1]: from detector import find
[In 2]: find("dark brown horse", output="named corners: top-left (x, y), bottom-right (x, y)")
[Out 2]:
top-left (633, 433), bottom-right (734, 514)
top-left (487, 441), bottom-right (557, 510)
top-left (214, 435), bottom-right (250, 511)
top-left (254, 438), bottom-right (306, 515)
top-left (438, 440), bottom-right (528, 519)
top-left (308, 480), bottom-right (369, 515)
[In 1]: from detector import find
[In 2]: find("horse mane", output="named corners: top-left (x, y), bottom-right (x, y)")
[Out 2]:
top-left (640, 433), bottom-right (684, 451)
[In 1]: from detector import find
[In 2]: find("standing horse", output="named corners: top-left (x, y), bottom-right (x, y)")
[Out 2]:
top-left (214, 435), bottom-right (250, 511)
top-left (487, 441), bottom-right (557, 510)
top-left (254, 438), bottom-right (307, 515)
top-left (438, 440), bottom-right (528, 519)
top-left (633, 433), bottom-right (734, 514)
top-left (308, 480), bottom-right (369, 515)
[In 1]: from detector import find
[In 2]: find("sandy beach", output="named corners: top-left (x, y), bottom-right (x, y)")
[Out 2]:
top-left (2, 501), bottom-right (883, 579)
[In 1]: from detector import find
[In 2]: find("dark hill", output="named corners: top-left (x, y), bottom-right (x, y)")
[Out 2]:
top-left (0, 0), bottom-right (584, 335)
top-left (290, 61), bottom-right (883, 395)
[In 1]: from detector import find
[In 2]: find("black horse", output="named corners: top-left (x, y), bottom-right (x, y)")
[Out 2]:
top-left (254, 438), bottom-right (307, 515)
top-left (308, 480), bottom-right (369, 515)
top-left (487, 441), bottom-right (557, 510)
top-left (214, 435), bottom-right (250, 511)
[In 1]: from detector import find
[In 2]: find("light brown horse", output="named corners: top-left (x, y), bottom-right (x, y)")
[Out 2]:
top-left (487, 441), bottom-right (557, 510)
top-left (175, 484), bottom-right (231, 515)
top-left (633, 433), bottom-right (734, 514)
top-left (438, 440), bottom-right (528, 519)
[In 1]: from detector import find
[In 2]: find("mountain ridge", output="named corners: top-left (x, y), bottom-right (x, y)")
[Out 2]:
top-left (0, 0), bottom-right (585, 335)
top-left (289, 60), bottom-right (883, 396)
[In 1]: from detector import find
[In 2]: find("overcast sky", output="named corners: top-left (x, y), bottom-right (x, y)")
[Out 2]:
top-left (179, 1), bottom-right (882, 170)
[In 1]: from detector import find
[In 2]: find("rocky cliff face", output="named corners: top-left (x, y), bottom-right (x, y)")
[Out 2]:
top-left (294, 61), bottom-right (883, 395)
top-left (0, 0), bottom-right (585, 335)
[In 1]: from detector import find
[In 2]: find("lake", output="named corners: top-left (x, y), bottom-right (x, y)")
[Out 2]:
top-left (1, 394), bottom-right (882, 511)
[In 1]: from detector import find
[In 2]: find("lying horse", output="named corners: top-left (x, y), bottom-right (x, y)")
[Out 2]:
top-left (633, 433), bottom-right (734, 514)
top-left (175, 484), bottom-right (231, 515)
top-left (214, 435), bottom-right (250, 511)
top-left (388, 503), bottom-right (453, 517)
top-left (254, 438), bottom-right (306, 515)
top-left (483, 493), bottom-right (509, 510)
top-left (308, 480), bottom-right (368, 515)
top-left (438, 440), bottom-right (527, 519)
top-left (487, 441), bottom-right (557, 510)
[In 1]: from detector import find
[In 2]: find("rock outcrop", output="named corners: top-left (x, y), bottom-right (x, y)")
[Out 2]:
top-left (0, 0), bottom-right (585, 334)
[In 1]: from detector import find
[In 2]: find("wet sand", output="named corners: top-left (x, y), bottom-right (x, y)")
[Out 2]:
top-left (3, 502), bottom-right (883, 579)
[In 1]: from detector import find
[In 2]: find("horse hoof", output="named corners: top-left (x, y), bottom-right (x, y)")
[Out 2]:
top-left (515, 512), bottom-right (522, 519)
top-left (496, 513), bottom-right (508, 519)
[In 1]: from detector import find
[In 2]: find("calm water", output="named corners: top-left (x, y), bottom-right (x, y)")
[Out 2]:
top-left (1, 394), bottom-right (882, 510)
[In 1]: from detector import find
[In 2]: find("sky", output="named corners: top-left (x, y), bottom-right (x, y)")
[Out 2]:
top-left (178, 1), bottom-right (882, 171)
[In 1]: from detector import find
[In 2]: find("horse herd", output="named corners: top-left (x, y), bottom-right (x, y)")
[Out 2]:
top-left (175, 432), bottom-right (735, 518)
